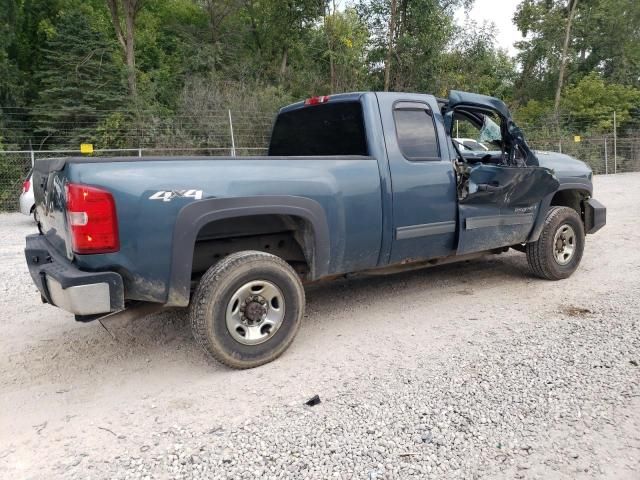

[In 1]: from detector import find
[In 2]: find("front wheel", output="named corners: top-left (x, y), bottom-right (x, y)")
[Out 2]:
top-left (190, 251), bottom-right (305, 369)
top-left (526, 206), bottom-right (585, 280)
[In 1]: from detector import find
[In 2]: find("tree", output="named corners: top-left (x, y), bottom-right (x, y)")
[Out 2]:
top-left (199, 0), bottom-right (242, 45)
top-left (562, 73), bottom-right (640, 133)
top-left (437, 21), bottom-right (516, 99)
top-left (34, 9), bottom-right (125, 148)
top-left (106, 0), bottom-right (143, 98)
top-left (318, 7), bottom-right (369, 93)
top-left (241, 0), bottom-right (323, 86)
top-left (514, 0), bottom-right (640, 105)
top-left (383, 0), bottom-right (397, 91)
top-left (357, 0), bottom-right (470, 92)
top-left (0, 0), bottom-right (21, 106)
top-left (554, 0), bottom-right (578, 116)
top-left (572, 0), bottom-right (640, 87)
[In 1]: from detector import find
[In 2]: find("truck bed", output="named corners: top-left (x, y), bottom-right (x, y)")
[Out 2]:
top-left (33, 155), bottom-right (384, 304)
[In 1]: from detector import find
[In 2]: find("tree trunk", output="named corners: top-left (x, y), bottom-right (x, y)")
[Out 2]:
top-left (325, 1), bottom-right (336, 93)
top-left (554, 0), bottom-right (579, 117)
top-left (384, 0), bottom-right (398, 92)
top-left (124, 7), bottom-right (137, 98)
top-left (106, 0), bottom-right (139, 99)
top-left (279, 47), bottom-right (288, 82)
top-left (244, 1), bottom-right (262, 52)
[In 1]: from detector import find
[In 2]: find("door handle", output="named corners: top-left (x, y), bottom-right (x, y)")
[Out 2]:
top-left (476, 183), bottom-right (500, 192)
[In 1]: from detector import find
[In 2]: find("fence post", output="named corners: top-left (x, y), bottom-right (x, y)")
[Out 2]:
top-left (604, 137), bottom-right (608, 175)
top-left (613, 111), bottom-right (617, 174)
top-left (228, 109), bottom-right (236, 157)
top-left (558, 139), bottom-right (562, 154)
top-left (30, 150), bottom-right (35, 166)
top-left (138, 148), bottom-right (142, 157)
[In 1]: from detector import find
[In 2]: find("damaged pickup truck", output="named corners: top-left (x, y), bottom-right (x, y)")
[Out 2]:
top-left (26, 91), bottom-right (606, 368)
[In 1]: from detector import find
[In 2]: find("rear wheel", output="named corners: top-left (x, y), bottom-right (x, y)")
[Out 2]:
top-left (526, 206), bottom-right (585, 280)
top-left (190, 251), bottom-right (305, 369)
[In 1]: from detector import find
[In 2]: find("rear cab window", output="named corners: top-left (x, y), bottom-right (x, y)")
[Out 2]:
top-left (269, 101), bottom-right (368, 156)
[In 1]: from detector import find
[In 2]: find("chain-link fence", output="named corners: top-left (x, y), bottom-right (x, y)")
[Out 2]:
top-left (2, 108), bottom-right (639, 211)
top-left (0, 151), bottom-right (32, 211)
top-left (0, 108), bottom-right (274, 211)
top-left (528, 136), bottom-right (640, 175)
top-left (521, 110), bottom-right (640, 175)
top-left (0, 146), bottom-right (271, 211)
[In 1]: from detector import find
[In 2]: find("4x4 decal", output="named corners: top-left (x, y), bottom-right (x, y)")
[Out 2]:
top-left (149, 190), bottom-right (203, 202)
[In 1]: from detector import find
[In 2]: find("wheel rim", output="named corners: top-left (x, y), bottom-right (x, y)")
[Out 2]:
top-left (553, 224), bottom-right (576, 265)
top-left (225, 280), bottom-right (285, 345)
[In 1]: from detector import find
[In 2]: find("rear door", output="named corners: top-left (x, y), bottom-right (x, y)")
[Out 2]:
top-left (377, 93), bottom-right (458, 263)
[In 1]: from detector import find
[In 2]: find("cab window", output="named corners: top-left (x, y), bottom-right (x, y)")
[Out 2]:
top-left (394, 106), bottom-right (440, 161)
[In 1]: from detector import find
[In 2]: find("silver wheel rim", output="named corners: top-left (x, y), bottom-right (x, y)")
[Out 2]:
top-left (225, 280), bottom-right (285, 345)
top-left (553, 224), bottom-right (576, 265)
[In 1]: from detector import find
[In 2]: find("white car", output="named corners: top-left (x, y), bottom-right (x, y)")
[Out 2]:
top-left (453, 137), bottom-right (489, 152)
top-left (19, 170), bottom-right (37, 221)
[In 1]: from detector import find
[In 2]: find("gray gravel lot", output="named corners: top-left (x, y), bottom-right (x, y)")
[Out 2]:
top-left (1, 173), bottom-right (639, 479)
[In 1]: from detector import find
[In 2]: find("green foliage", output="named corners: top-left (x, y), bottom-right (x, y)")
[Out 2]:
top-left (33, 8), bottom-right (125, 148)
top-left (1, 0), bottom-right (638, 154)
top-left (0, 148), bottom-right (30, 210)
top-left (95, 111), bottom-right (129, 149)
top-left (0, 0), bottom-right (22, 106)
top-left (319, 8), bottom-right (370, 93)
top-left (356, 0), bottom-right (471, 92)
top-left (562, 73), bottom-right (640, 133)
top-left (437, 22), bottom-right (516, 98)
top-left (513, 99), bottom-right (555, 128)
top-left (514, 72), bottom-right (640, 140)
top-left (514, 0), bottom-right (640, 102)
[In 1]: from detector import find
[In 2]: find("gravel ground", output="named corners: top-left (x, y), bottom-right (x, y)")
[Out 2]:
top-left (1, 173), bottom-right (639, 479)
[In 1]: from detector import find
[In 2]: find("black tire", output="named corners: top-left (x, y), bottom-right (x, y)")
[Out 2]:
top-left (526, 206), bottom-right (585, 280)
top-left (190, 250), bottom-right (305, 369)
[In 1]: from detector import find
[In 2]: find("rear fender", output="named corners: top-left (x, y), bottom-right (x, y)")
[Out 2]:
top-left (166, 196), bottom-right (330, 307)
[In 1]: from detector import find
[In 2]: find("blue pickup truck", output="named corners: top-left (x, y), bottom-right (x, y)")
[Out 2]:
top-left (26, 90), bottom-right (606, 368)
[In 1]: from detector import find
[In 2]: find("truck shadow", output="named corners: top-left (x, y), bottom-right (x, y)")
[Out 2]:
top-left (10, 251), bottom-right (531, 381)
top-left (305, 253), bottom-right (532, 313)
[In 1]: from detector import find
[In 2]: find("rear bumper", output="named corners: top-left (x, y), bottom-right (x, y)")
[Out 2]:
top-left (25, 234), bottom-right (124, 316)
top-left (584, 198), bottom-right (606, 234)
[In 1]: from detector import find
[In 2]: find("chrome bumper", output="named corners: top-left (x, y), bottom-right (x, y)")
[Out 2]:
top-left (25, 234), bottom-right (124, 318)
top-left (45, 276), bottom-right (112, 315)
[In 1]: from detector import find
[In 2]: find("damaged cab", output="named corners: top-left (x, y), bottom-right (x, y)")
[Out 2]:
top-left (444, 90), bottom-right (605, 267)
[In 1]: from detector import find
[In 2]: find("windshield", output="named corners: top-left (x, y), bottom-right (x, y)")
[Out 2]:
top-left (453, 111), bottom-right (503, 151)
top-left (478, 116), bottom-right (501, 146)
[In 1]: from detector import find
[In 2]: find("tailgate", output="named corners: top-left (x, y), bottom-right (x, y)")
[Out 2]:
top-left (32, 158), bottom-right (71, 258)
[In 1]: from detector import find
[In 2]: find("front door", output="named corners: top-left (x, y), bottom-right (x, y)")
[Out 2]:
top-left (446, 92), bottom-right (559, 255)
top-left (377, 93), bottom-right (458, 264)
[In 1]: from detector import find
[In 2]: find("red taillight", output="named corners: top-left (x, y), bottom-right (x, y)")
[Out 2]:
top-left (65, 183), bottom-right (119, 254)
top-left (22, 179), bottom-right (30, 193)
top-left (304, 95), bottom-right (330, 106)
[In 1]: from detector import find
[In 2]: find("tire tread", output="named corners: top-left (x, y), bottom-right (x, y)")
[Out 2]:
top-left (526, 206), bottom-right (584, 280)
top-left (190, 251), bottom-right (304, 369)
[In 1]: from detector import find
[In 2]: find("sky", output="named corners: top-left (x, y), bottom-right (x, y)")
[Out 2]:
top-left (455, 0), bottom-right (524, 56)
